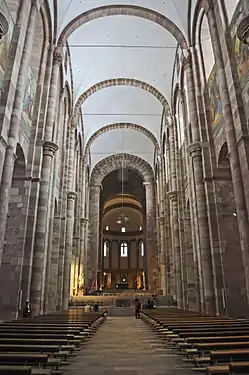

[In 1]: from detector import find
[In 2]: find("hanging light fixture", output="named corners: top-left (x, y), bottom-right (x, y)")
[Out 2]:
top-left (116, 132), bottom-right (129, 226)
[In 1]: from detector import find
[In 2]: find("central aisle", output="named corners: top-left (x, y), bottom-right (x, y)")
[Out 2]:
top-left (65, 316), bottom-right (193, 375)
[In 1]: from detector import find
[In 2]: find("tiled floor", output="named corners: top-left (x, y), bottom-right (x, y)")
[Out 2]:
top-left (64, 317), bottom-right (193, 375)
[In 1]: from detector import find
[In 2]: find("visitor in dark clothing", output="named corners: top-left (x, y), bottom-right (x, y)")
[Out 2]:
top-left (93, 302), bottom-right (99, 312)
top-left (135, 298), bottom-right (141, 319)
top-left (23, 301), bottom-right (32, 318)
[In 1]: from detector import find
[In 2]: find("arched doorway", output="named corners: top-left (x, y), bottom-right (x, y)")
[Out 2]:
top-left (100, 177), bottom-right (147, 292)
top-left (87, 154), bottom-right (157, 294)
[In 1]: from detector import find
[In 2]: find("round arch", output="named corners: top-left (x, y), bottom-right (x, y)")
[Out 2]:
top-left (57, 5), bottom-right (188, 51)
top-left (74, 78), bottom-right (169, 114)
top-left (84, 122), bottom-right (159, 159)
top-left (87, 153), bottom-right (158, 294)
top-left (90, 154), bottom-right (154, 185)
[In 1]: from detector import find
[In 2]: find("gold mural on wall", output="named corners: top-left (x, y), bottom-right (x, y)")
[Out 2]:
top-left (208, 66), bottom-right (225, 137)
top-left (21, 67), bottom-right (37, 138)
top-left (208, 0), bottom-right (249, 137)
top-left (231, 2), bottom-right (249, 89)
top-left (0, 1), bottom-right (13, 91)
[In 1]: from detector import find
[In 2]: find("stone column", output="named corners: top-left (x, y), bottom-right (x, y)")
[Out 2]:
top-left (29, 47), bottom-right (62, 315)
top-left (73, 234), bottom-right (80, 296)
top-left (79, 218), bottom-right (88, 293)
top-left (19, 43), bottom-right (53, 310)
top-left (158, 217), bottom-right (167, 295)
top-left (208, 6), bottom-right (249, 305)
top-left (0, 0), bottom-right (39, 264)
top-left (167, 118), bottom-right (183, 306)
top-left (57, 216), bottom-right (66, 309)
top-left (163, 199), bottom-right (171, 296)
top-left (167, 191), bottom-right (183, 307)
top-left (47, 212), bottom-right (61, 312)
top-left (88, 185), bottom-right (101, 291)
top-left (62, 191), bottom-right (77, 309)
top-left (30, 141), bottom-right (58, 315)
top-left (184, 50), bottom-right (216, 314)
top-left (144, 182), bottom-right (157, 294)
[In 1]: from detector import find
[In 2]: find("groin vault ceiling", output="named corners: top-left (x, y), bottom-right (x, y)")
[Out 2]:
top-left (50, 0), bottom-right (238, 170)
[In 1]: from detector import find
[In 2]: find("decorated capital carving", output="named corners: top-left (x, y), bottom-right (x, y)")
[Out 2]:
top-left (43, 141), bottom-right (59, 157)
top-left (0, 12), bottom-right (8, 40)
top-left (53, 50), bottom-right (63, 66)
top-left (237, 15), bottom-right (249, 45)
top-left (67, 191), bottom-right (77, 200)
top-left (182, 49), bottom-right (192, 70)
top-left (187, 142), bottom-right (202, 158)
top-left (80, 218), bottom-right (88, 227)
top-left (166, 190), bottom-right (178, 202)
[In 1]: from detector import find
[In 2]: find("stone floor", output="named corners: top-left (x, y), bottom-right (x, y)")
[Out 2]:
top-left (64, 316), bottom-right (194, 375)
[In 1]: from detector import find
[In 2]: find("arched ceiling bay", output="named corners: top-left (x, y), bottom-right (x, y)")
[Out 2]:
top-left (56, 1), bottom-right (190, 38)
top-left (90, 128), bottom-right (155, 169)
top-left (67, 16), bottom-right (177, 102)
top-left (50, 0), bottom-right (193, 169)
top-left (82, 86), bottom-right (163, 143)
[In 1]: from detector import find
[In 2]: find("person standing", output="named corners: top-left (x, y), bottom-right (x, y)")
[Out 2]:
top-left (134, 298), bottom-right (141, 319)
top-left (22, 301), bottom-right (32, 318)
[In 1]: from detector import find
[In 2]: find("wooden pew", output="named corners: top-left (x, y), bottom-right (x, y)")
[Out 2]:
top-left (0, 353), bottom-right (48, 366)
top-left (0, 308), bottom-right (106, 375)
top-left (0, 366), bottom-right (32, 374)
top-left (229, 361), bottom-right (249, 374)
top-left (187, 335), bottom-right (249, 344)
top-left (210, 349), bottom-right (249, 363)
top-left (142, 308), bottom-right (249, 375)
top-left (0, 344), bottom-right (73, 360)
top-left (0, 337), bottom-right (81, 347)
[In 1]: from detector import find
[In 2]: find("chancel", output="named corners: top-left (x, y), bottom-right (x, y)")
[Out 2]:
top-left (0, 0), bottom-right (249, 373)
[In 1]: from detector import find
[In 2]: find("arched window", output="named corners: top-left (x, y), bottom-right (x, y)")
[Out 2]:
top-left (105, 226), bottom-right (109, 231)
top-left (120, 242), bottom-right (128, 257)
top-left (103, 241), bottom-right (109, 257)
top-left (121, 226), bottom-right (126, 232)
top-left (140, 241), bottom-right (144, 256)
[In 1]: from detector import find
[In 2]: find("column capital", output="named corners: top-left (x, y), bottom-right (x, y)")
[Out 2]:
top-left (166, 190), bottom-right (178, 202)
top-left (67, 191), bottom-right (77, 200)
top-left (158, 216), bottom-right (164, 224)
top-left (0, 12), bottom-right (8, 40)
top-left (80, 217), bottom-right (88, 225)
top-left (43, 141), bottom-right (59, 157)
top-left (187, 142), bottom-right (202, 158)
top-left (237, 15), bottom-right (249, 45)
top-left (53, 50), bottom-right (63, 66)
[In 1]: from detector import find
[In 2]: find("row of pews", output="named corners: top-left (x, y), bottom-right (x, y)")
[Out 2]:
top-left (0, 308), bottom-right (107, 374)
top-left (141, 308), bottom-right (249, 375)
